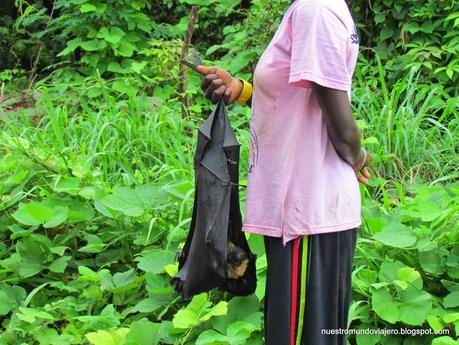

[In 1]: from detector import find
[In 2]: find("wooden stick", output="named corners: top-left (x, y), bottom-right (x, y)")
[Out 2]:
top-left (179, 5), bottom-right (199, 118)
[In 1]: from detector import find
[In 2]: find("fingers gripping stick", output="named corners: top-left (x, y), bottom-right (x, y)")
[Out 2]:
top-left (180, 48), bottom-right (204, 73)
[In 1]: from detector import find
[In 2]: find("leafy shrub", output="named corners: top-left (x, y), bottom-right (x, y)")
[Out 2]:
top-left (0, 1), bottom-right (58, 72)
top-left (351, 0), bottom-right (459, 93)
top-left (53, 0), bottom-right (155, 76)
top-left (351, 183), bottom-right (459, 345)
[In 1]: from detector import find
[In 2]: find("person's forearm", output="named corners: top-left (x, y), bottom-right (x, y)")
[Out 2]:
top-left (313, 83), bottom-right (362, 168)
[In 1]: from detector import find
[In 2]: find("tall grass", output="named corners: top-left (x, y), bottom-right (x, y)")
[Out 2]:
top-left (353, 57), bottom-right (459, 185)
top-left (1, 60), bottom-right (457, 204)
top-left (1, 77), bottom-right (198, 188)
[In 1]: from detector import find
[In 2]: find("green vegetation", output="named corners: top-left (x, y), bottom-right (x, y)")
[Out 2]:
top-left (0, 1), bottom-right (458, 344)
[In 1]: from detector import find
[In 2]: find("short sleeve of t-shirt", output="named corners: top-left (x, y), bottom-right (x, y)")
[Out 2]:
top-left (289, 2), bottom-right (351, 91)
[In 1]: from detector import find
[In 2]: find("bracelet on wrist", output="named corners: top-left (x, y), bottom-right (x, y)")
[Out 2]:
top-left (235, 79), bottom-right (253, 105)
top-left (355, 148), bottom-right (367, 172)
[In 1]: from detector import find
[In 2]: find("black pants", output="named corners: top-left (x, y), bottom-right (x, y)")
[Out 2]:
top-left (263, 228), bottom-right (358, 345)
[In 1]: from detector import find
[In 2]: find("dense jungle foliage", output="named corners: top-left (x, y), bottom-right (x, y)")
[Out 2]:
top-left (0, 1), bottom-right (458, 344)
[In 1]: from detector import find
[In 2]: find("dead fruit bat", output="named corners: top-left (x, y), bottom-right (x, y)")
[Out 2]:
top-left (226, 241), bottom-right (249, 279)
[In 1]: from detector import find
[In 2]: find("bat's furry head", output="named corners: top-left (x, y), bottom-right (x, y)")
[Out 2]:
top-left (226, 241), bottom-right (249, 279)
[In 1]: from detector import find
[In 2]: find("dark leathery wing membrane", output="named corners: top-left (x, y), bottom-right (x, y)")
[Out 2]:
top-left (171, 99), bottom-right (257, 300)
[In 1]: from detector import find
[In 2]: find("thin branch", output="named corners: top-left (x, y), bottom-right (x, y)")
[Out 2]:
top-left (179, 6), bottom-right (199, 119)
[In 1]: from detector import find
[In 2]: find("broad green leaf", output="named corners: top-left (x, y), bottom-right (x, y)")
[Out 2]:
top-left (213, 295), bottom-right (261, 334)
top-left (16, 307), bottom-right (55, 323)
top-left (50, 246), bottom-right (68, 256)
top-left (85, 329), bottom-right (129, 345)
top-left (80, 3), bottom-right (97, 12)
top-left (416, 238), bottom-right (437, 252)
top-left (16, 235), bottom-right (50, 277)
top-left (173, 309), bottom-right (200, 329)
top-left (196, 330), bottom-right (229, 345)
top-left (145, 273), bottom-right (173, 295)
top-left (164, 263), bottom-right (178, 277)
top-left (112, 80), bottom-right (134, 94)
top-left (78, 266), bottom-right (100, 282)
top-left (364, 217), bottom-right (387, 235)
top-left (13, 202), bottom-right (53, 226)
top-left (255, 274), bottom-right (266, 301)
top-left (419, 250), bottom-right (445, 275)
top-left (371, 287), bottom-right (399, 324)
top-left (112, 269), bottom-right (136, 288)
top-left (125, 320), bottom-right (162, 345)
top-left (354, 268), bottom-right (378, 291)
top-left (402, 23), bottom-right (421, 34)
top-left (135, 184), bottom-right (168, 209)
top-left (80, 40), bottom-right (101, 51)
top-left (393, 280), bottom-right (408, 289)
top-left (107, 62), bottom-right (130, 74)
top-left (109, 269), bottom-right (140, 293)
top-left (379, 260), bottom-right (405, 284)
top-left (427, 315), bottom-right (444, 332)
top-left (373, 223), bottom-right (416, 248)
top-left (364, 136), bottom-right (379, 145)
top-left (31, 327), bottom-right (73, 345)
top-left (173, 293), bottom-right (211, 329)
top-left (44, 206), bottom-right (68, 228)
top-left (444, 291), bottom-right (459, 308)
top-left (0, 284), bottom-right (26, 313)
top-left (407, 202), bottom-right (442, 222)
top-left (67, 200), bottom-right (95, 222)
top-left (49, 256), bottom-right (71, 273)
top-left (98, 27), bottom-right (126, 45)
top-left (398, 267), bottom-right (421, 283)
top-left (130, 61), bottom-right (147, 73)
top-left (76, 305), bottom-right (121, 330)
top-left (431, 336), bottom-right (459, 345)
top-left (226, 321), bottom-right (259, 342)
top-left (79, 234), bottom-right (105, 253)
top-left (108, 27), bottom-right (125, 44)
top-left (99, 187), bottom-right (144, 217)
top-left (0, 291), bottom-right (13, 315)
top-left (53, 176), bottom-right (80, 195)
top-left (131, 298), bottom-right (164, 314)
top-left (199, 301), bottom-right (228, 322)
top-left (117, 42), bottom-right (135, 57)
top-left (57, 38), bottom-right (82, 56)
top-left (136, 250), bottom-right (174, 274)
top-left (444, 313), bottom-right (459, 324)
top-left (380, 27), bottom-right (394, 41)
top-left (399, 288), bottom-right (432, 325)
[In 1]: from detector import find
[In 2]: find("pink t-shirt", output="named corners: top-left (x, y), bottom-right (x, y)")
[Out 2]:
top-left (241, 0), bottom-right (361, 246)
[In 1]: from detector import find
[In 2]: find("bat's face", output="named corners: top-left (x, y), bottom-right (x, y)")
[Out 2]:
top-left (226, 242), bottom-right (249, 279)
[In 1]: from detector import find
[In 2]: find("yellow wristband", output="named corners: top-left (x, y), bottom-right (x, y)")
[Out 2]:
top-left (235, 79), bottom-right (253, 105)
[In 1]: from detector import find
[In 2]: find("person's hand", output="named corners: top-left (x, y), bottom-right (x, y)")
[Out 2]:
top-left (354, 148), bottom-right (372, 185)
top-left (197, 66), bottom-right (243, 104)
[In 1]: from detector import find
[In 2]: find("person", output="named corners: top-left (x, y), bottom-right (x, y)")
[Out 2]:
top-left (197, 0), bottom-right (371, 344)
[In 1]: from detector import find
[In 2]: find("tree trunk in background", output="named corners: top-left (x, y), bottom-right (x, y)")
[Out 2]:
top-left (0, 0), bottom-right (17, 18)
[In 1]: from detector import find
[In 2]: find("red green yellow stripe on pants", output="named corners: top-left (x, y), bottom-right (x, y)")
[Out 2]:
top-left (263, 228), bottom-right (358, 345)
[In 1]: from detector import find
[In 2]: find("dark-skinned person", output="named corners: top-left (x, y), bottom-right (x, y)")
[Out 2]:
top-left (196, 0), bottom-right (371, 344)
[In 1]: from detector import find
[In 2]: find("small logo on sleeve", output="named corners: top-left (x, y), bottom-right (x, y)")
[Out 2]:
top-left (351, 25), bottom-right (360, 44)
